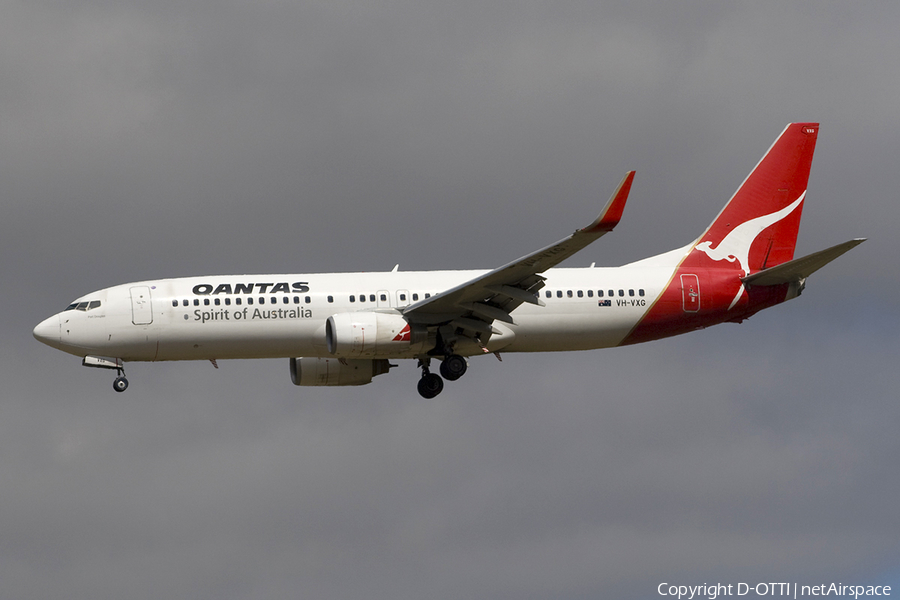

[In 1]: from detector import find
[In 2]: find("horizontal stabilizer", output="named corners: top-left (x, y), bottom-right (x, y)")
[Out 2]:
top-left (742, 239), bottom-right (866, 286)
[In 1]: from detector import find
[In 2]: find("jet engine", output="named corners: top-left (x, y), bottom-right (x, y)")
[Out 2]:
top-left (290, 357), bottom-right (393, 386)
top-left (325, 312), bottom-right (426, 357)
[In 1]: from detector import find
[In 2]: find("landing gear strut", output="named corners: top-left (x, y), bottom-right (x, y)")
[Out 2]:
top-left (113, 364), bottom-right (128, 393)
top-left (416, 358), bottom-right (444, 399)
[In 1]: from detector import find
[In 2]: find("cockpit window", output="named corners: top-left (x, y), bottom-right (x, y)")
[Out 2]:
top-left (65, 300), bottom-right (102, 311)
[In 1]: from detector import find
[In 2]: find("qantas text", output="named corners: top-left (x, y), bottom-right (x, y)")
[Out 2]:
top-left (192, 282), bottom-right (309, 295)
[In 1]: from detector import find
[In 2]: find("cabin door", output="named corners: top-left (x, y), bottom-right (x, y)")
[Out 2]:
top-left (680, 274), bottom-right (700, 313)
top-left (130, 286), bottom-right (153, 325)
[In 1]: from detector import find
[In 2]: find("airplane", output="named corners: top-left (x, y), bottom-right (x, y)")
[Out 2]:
top-left (33, 123), bottom-right (864, 398)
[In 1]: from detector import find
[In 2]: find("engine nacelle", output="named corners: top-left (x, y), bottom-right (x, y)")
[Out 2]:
top-left (290, 357), bottom-right (392, 386)
top-left (325, 312), bottom-right (426, 357)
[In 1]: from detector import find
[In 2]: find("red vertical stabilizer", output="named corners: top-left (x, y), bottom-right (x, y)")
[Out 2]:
top-left (685, 122), bottom-right (819, 273)
top-left (622, 123), bottom-right (820, 346)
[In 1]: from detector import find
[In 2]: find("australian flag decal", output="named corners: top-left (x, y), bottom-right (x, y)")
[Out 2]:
top-left (598, 299), bottom-right (611, 307)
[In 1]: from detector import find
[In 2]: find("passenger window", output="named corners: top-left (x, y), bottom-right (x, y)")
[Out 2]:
top-left (214, 298), bottom-right (221, 306)
top-left (235, 298), bottom-right (242, 305)
top-left (194, 299), bottom-right (200, 306)
top-left (204, 299), bottom-right (210, 306)
top-left (608, 290), bottom-right (614, 297)
top-left (639, 289), bottom-right (645, 297)
top-left (577, 290), bottom-right (583, 298)
top-left (248, 297), bottom-right (254, 305)
top-left (182, 299), bottom-right (189, 307)
top-left (400, 293), bottom-right (407, 301)
top-left (412, 293), bottom-right (419, 301)
top-left (618, 289), bottom-right (624, 297)
top-left (425, 293), bottom-right (431, 299)
top-left (587, 290), bottom-right (593, 298)
top-left (370, 294), bottom-right (377, 302)
top-left (359, 294), bottom-right (366, 303)
top-left (172, 300), bottom-right (178, 307)
top-left (225, 298), bottom-right (231, 305)
top-left (293, 296), bottom-right (300, 304)
top-left (545, 291), bottom-right (551, 298)
top-left (380, 294), bottom-right (386, 302)
top-left (327, 296), bottom-right (334, 303)
top-left (270, 297), bottom-right (277, 304)
top-left (567, 290), bottom-right (573, 298)
top-left (283, 296), bottom-right (289, 304)
top-left (598, 290), bottom-right (604, 297)
top-left (305, 296), bottom-right (311, 304)
top-left (350, 295), bottom-right (355, 303)
top-left (629, 289), bottom-right (634, 297)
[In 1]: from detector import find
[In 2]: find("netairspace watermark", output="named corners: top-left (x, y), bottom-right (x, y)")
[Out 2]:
top-left (658, 583), bottom-right (891, 600)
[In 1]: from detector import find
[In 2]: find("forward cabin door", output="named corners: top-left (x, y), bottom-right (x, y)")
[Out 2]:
top-left (680, 274), bottom-right (700, 313)
top-left (130, 286), bottom-right (153, 325)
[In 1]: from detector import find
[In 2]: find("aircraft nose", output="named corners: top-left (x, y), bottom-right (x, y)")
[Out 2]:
top-left (33, 314), bottom-right (60, 348)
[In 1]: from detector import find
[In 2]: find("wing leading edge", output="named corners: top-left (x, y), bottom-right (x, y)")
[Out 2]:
top-left (402, 171), bottom-right (635, 339)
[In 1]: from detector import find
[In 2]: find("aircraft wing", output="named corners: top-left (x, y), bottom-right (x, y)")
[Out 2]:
top-left (402, 171), bottom-right (635, 338)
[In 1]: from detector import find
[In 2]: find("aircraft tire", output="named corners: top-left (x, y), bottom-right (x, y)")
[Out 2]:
top-left (113, 376), bottom-right (129, 393)
top-left (439, 354), bottom-right (467, 381)
top-left (417, 373), bottom-right (444, 399)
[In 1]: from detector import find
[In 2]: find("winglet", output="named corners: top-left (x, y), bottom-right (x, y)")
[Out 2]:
top-left (580, 171), bottom-right (635, 233)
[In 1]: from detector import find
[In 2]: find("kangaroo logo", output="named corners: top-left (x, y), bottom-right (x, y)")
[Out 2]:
top-left (392, 324), bottom-right (411, 342)
top-left (694, 191), bottom-right (805, 309)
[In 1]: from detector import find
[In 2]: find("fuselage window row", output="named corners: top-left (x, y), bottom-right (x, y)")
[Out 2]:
top-left (169, 287), bottom-right (646, 311)
top-left (171, 295), bottom-right (313, 309)
top-left (545, 289), bottom-right (645, 299)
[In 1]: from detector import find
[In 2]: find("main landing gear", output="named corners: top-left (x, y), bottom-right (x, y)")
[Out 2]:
top-left (416, 355), bottom-right (468, 398)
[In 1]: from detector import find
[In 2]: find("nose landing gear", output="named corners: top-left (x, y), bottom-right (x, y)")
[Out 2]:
top-left (111, 362), bottom-right (129, 393)
top-left (81, 356), bottom-right (129, 392)
top-left (113, 375), bottom-right (129, 393)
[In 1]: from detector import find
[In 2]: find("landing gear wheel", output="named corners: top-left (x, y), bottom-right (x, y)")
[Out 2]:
top-left (417, 372), bottom-right (444, 399)
top-left (113, 376), bottom-right (129, 393)
top-left (439, 354), bottom-right (468, 381)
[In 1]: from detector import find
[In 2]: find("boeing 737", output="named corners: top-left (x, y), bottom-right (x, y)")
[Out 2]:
top-left (33, 123), bottom-right (863, 398)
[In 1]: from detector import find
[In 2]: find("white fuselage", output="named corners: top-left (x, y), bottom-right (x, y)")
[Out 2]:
top-left (37, 263), bottom-right (679, 363)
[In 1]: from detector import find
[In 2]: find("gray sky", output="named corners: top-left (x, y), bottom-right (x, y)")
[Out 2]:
top-left (3, 1), bottom-right (899, 598)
